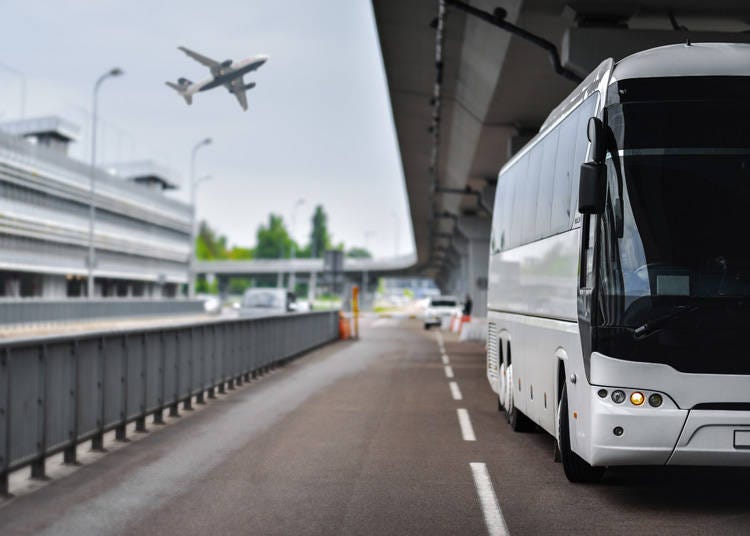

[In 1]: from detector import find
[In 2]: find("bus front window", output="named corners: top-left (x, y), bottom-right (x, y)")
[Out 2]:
top-left (595, 82), bottom-right (750, 374)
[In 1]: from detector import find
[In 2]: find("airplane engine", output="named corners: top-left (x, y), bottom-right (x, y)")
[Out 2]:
top-left (220, 59), bottom-right (233, 68)
top-left (177, 77), bottom-right (192, 86)
top-left (244, 82), bottom-right (256, 90)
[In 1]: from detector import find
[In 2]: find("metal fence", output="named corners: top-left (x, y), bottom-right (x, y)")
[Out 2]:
top-left (0, 299), bottom-right (206, 327)
top-left (0, 311), bottom-right (339, 494)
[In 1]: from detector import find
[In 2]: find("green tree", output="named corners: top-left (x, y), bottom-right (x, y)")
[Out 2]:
top-left (309, 205), bottom-right (331, 258)
top-left (227, 246), bottom-right (253, 260)
top-left (255, 214), bottom-right (295, 259)
top-left (346, 247), bottom-right (372, 258)
top-left (196, 220), bottom-right (228, 260)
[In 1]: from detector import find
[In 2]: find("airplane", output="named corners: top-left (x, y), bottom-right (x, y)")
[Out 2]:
top-left (166, 46), bottom-right (268, 111)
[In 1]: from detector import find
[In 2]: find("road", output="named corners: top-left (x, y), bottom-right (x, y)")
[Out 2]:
top-left (1, 317), bottom-right (749, 535)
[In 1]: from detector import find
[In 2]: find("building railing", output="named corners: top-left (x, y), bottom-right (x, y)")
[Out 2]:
top-left (0, 299), bottom-right (206, 327)
top-left (0, 311), bottom-right (340, 494)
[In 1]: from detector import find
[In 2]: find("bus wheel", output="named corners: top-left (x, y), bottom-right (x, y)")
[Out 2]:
top-left (557, 383), bottom-right (605, 483)
top-left (497, 395), bottom-right (504, 413)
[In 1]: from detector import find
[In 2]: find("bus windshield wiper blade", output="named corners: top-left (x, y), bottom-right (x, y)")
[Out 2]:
top-left (633, 305), bottom-right (700, 339)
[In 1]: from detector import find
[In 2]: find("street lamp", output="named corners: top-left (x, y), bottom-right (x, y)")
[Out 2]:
top-left (86, 67), bottom-right (123, 299)
top-left (288, 198), bottom-right (305, 291)
top-left (188, 138), bottom-right (212, 298)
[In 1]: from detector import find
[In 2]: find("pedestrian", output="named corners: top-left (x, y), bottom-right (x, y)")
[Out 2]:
top-left (463, 294), bottom-right (473, 317)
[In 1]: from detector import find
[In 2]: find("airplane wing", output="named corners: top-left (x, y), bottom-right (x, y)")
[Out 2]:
top-left (227, 78), bottom-right (248, 111)
top-left (177, 46), bottom-right (219, 69)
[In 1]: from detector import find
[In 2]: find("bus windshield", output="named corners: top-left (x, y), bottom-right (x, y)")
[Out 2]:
top-left (602, 90), bottom-right (750, 329)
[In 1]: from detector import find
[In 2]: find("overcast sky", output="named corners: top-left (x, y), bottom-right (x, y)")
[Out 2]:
top-left (0, 0), bottom-right (413, 258)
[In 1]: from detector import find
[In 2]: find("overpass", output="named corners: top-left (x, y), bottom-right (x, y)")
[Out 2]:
top-left (194, 254), bottom-right (416, 296)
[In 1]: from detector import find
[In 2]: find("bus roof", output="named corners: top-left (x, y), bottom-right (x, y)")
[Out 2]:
top-left (611, 42), bottom-right (750, 83)
top-left (499, 42), bottom-right (750, 180)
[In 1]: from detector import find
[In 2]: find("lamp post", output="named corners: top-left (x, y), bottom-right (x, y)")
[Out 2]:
top-left (87, 67), bottom-right (123, 298)
top-left (188, 138), bottom-right (213, 298)
top-left (288, 198), bottom-right (305, 292)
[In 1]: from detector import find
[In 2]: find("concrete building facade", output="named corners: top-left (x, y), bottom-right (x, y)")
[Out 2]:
top-left (0, 116), bottom-right (191, 298)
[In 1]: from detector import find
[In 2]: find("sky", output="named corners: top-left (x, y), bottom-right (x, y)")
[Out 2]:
top-left (0, 0), bottom-right (413, 258)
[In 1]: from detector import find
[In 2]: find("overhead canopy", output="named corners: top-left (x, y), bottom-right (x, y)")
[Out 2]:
top-left (372, 0), bottom-right (750, 279)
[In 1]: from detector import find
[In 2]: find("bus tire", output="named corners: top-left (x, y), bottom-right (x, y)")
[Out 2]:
top-left (557, 383), bottom-right (605, 483)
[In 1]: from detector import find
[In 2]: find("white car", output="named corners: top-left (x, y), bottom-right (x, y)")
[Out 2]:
top-left (239, 288), bottom-right (297, 317)
top-left (423, 296), bottom-right (461, 329)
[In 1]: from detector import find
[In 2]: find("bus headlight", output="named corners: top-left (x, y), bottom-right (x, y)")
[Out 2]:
top-left (630, 391), bottom-right (645, 406)
top-left (611, 390), bottom-right (626, 404)
top-left (648, 393), bottom-right (663, 407)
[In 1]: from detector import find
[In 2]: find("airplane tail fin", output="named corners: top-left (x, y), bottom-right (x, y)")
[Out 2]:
top-left (165, 80), bottom-right (193, 105)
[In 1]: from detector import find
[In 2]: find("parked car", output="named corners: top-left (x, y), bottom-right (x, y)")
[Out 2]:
top-left (239, 288), bottom-right (297, 317)
top-left (423, 295), bottom-right (461, 329)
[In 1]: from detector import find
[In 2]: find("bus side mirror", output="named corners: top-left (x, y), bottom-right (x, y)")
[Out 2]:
top-left (587, 117), bottom-right (606, 163)
top-left (579, 162), bottom-right (606, 214)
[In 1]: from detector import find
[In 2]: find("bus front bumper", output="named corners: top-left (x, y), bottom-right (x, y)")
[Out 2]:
top-left (588, 388), bottom-right (687, 466)
top-left (588, 392), bottom-right (750, 466)
top-left (668, 410), bottom-right (750, 466)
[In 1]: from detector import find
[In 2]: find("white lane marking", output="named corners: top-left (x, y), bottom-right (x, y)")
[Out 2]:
top-left (449, 381), bottom-right (463, 401)
top-left (470, 462), bottom-right (509, 536)
top-left (441, 353), bottom-right (450, 365)
top-left (457, 408), bottom-right (476, 441)
top-left (444, 365), bottom-right (454, 379)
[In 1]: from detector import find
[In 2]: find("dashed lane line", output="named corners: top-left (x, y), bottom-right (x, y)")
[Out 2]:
top-left (457, 408), bottom-right (476, 441)
top-left (444, 365), bottom-right (454, 379)
top-left (441, 353), bottom-right (450, 365)
top-left (449, 381), bottom-right (463, 401)
top-left (470, 462), bottom-right (509, 536)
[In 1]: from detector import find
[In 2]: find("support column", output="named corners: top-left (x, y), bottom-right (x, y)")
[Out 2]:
top-left (217, 275), bottom-right (229, 301)
top-left (307, 271), bottom-right (317, 303)
top-left (456, 216), bottom-right (491, 318)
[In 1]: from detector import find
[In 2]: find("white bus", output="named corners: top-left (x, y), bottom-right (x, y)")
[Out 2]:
top-left (486, 43), bottom-right (750, 482)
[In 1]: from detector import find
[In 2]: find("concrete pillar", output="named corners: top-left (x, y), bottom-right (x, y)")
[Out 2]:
top-left (307, 271), bottom-right (317, 303)
top-left (361, 270), bottom-right (369, 310)
top-left (217, 276), bottom-right (229, 301)
top-left (456, 216), bottom-right (491, 318)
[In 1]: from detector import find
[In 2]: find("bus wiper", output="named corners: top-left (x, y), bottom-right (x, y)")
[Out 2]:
top-left (632, 304), bottom-right (700, 339)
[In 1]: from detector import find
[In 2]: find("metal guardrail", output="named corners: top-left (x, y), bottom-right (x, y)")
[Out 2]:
top-left (0, 310), bottom-right (339, 494)
top-left (0, 299), bottom-right (206, 327)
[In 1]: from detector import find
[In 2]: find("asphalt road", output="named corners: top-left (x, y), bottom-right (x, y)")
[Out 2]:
top-left (1, 317), bottom-right (749, 535)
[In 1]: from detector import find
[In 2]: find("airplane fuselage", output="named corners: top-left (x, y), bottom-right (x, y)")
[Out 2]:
top-left (186, 56), bottom-right (267, 95)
